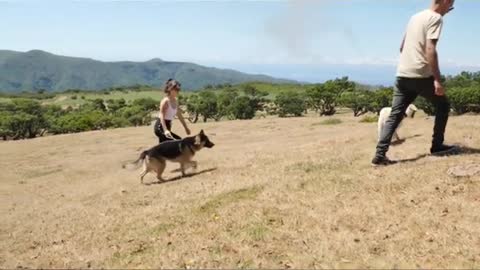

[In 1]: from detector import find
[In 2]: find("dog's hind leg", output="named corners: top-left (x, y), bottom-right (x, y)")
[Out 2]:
top-left (156, 160), bottom-right (166, 182)
top-left (140, 159), bottom-right (149, 184)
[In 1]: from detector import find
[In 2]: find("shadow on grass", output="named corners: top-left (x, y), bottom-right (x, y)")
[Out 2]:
top-left (396, 145), bottom-right (480, 164)
top-left (144, 167), bottom-right (218, 186)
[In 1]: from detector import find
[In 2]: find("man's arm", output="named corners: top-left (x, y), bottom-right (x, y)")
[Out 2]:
top-left (400, 34), bottom-right (406, 53)
top-left (426, 15), bottom-right (444, 83)
top-left (426, 39), bottom-right (442, 82)
top-left (426, 38), bottom-right (445, 96)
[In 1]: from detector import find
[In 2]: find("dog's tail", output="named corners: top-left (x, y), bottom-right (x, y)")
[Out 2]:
top-left (122, 150), bottom-right (148, 170)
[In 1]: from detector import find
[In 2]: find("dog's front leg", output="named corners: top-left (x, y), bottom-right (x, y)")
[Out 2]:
top-left (180, 163), bottom-right (186, 177)
top-left (190, 160), bottom-right (198, 169)
top-left (156, 160), bottom-right (166, 182)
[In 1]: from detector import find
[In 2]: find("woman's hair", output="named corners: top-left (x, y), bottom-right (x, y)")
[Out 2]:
top-left (164, 78), bottom-right (181, 94)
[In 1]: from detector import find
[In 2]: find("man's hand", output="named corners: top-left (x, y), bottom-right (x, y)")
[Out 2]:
top-left (434, 80), bottom-right (445, 96)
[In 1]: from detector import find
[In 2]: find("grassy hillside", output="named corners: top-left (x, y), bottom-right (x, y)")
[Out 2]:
top-left (1, 113), bottom-right (480, 268)
top-left (1, 82), bottom-right (311, 108)
top-left (0, 50), bottom-right (296, 92)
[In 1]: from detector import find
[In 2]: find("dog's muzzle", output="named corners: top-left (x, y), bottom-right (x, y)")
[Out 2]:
top-left (206, 141), bottom-right (215, 148)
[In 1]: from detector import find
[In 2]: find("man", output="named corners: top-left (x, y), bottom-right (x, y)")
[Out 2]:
top-left (372, 0), bottom-right (456, 166)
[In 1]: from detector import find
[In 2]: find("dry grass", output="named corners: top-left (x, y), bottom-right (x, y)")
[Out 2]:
top-left (1, 112), bottom-right (480, 268)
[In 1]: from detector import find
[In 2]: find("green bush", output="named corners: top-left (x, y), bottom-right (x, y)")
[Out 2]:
top-left (415, 96), bottom-right (436, 116)
top-left (216, 88), bottom-right (239, 120)
top-left (230, 96), bottom-right (256, 120)
top-left (369, 87), bottom-right (393, 115)
top-left (306, 77), bottom-right (354, 116)
top-left (339, 89), bottom-right (373, 117)
top-left (131, 98), bottom-right (158, 112)
top-left (448, 86), bottom-right (480, 114)
top-left (274, 91), bottom-right (306, 117)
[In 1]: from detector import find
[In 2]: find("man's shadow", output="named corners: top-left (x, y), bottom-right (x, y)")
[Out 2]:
top-left (391, 134), bottom-right (422, 146)
top-left (144, 167), bottom-right (218, 186)
top-left (396, 146), bottom-right (480, 164)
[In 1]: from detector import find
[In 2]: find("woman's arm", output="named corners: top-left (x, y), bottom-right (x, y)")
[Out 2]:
top-left (159, 98), bottom-right (170, 132)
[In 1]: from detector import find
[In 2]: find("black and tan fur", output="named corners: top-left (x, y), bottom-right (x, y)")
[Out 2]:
top-left (129, 130), bottom-right (214, 184)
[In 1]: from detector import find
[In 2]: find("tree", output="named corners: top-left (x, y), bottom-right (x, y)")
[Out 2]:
top-left (369, 87), bottom-right (393, 115)
top-left (306, 84), bottom-right (338, 116)
top-left (274, 91), bottom-right (306, 117)
top-left (106, 98), bottom-right (127, 113)
top-left (242, 85), bottom-right (268, 112)
top-left (131, 98), bottom-right (158, 112)
top-left (43, 104), bottom-right (66, 134)
top-left (445, 71), bottom-right (480, 88)
top-left (197, 91), bottom-right (218, 122)
top-left (230, 96), bottom-right (256, 120)
top-left (339, 89), bottom-right (373, 117)
top-left (185, 94), bottom-right (201, 123)
top-left (216, 88), bottom-right (239, 120)
top-left (305, 77), bottom-right (354, 116)
top-left (448, 86), bottom-right (480, 114)
top-left (0, 111), bottom-right (14, 140)
top-left (87, 98), bottom-right (107, 111)
top-left (119, 105), bottom-right (152, 126)
top-left (9, 99), bottom-right (48, 139)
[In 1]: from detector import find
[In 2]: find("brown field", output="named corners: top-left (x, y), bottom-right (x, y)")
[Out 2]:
top-left (1, 112), bottom-right (480, 268)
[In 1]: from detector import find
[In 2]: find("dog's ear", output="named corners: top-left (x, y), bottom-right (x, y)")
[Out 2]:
top-left (194, 135), bottom-right (201, 146)
top-left (199, 129), bottom-right (205, 135)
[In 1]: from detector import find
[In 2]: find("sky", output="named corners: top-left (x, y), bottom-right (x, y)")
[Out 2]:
top-left (1, 0), bottom-right (479, 85)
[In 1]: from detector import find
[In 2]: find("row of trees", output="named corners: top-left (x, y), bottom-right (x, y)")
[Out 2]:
top-left (182, 85), bottom-right (268, 122)
top-left (182, 77), bottom-right (394, 120)
top-left (1, 72), bottom-right (480, 140)
top-left (0, 98), bottom-right (158, 140)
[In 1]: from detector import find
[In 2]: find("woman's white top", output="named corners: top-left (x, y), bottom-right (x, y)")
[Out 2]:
top-left (161, 98), bottom-right (177, 120)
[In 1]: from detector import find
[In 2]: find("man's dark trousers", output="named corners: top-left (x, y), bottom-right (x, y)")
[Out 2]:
top-left (375, 76), bottom-right (450, 158)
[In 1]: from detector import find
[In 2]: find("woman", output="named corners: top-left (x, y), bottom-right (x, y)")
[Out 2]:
top-left (154, 79), bottom-right (191, 143)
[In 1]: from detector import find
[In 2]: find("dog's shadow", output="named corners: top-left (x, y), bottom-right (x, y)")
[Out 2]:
top-left (396, 145), bottom-right (480, 164)
top-left (144, 167), bottom-right (218, 186)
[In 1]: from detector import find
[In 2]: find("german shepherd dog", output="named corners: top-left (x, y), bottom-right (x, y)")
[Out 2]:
top-left (127, 130), bottom-right (214, 184)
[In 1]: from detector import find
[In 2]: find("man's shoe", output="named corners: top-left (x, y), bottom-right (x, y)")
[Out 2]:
top-left (371, 156), bottom-right (397, 167)
top-left (430, 144), bottom-right (459, 156)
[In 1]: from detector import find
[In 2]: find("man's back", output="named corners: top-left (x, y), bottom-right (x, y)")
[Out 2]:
top-left (397, 9), bottom-right (443, 78)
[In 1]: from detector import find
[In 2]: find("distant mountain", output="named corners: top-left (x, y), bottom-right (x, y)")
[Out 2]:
top-left (0, 50), bottom-right (296, 92)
